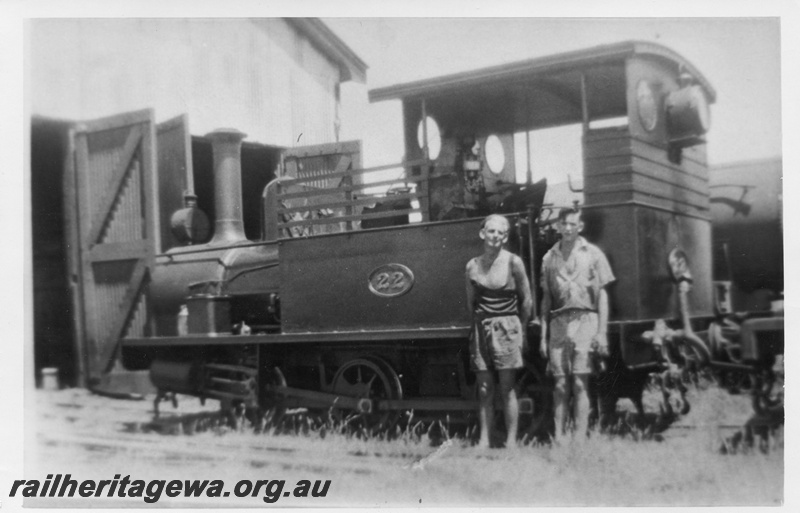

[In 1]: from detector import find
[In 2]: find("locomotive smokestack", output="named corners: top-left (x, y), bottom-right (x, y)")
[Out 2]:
top-left (207, 128), bottom-right (247, 244)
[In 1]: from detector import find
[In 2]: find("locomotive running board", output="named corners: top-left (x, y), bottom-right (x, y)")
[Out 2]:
top-left (124, 326), bottom-right (471, 347)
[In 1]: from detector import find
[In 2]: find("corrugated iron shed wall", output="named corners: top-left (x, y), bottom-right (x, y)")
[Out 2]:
top-left (30, 19), bottom-right (342, 147)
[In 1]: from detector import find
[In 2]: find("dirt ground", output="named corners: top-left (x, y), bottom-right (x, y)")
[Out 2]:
top-left (26, 383), bottom-right (783, 507)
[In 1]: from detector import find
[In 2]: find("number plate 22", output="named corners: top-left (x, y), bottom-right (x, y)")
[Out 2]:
top-left (368, 263), bottom-right (415, 298)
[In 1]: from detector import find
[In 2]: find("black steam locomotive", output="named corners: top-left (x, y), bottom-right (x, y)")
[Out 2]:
top-left (121, 41), bottom-right (783, 435)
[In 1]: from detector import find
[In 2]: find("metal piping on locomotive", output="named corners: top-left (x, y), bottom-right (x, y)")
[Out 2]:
top-left (677, 280), bottom-right (712, 365)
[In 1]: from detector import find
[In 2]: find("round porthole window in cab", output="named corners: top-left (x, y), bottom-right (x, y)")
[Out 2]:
top-left (485, 134), bottom-right (505, 174)
top-left (636, 80), bottom-right (659, 132)
top-left (417, 116), bottom-right (442, 160)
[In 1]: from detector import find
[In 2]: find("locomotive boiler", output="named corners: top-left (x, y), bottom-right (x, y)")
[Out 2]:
top-left (122, 41), bottom-right (783, 436)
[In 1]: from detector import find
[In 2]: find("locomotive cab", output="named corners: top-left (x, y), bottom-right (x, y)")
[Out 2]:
top-left (369, 41), bottom-right (717, 333)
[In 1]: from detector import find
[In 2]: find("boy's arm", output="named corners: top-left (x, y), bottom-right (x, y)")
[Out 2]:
top-left (595, 287), bottom-right (609, 353)
top-left (593, 248), bottom-right (613, 354)
top-left (465, 263), bottom-right (476, 318)
top-left (511, 256), bottom-right (533, 327)
top-left (539, 279), bottom-right (551, 358)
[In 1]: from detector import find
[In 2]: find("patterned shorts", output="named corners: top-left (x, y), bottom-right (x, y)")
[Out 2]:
top-left (470, 315), bottom-right (524, 371)
top-left (548, 310), bottom-right (598, 377)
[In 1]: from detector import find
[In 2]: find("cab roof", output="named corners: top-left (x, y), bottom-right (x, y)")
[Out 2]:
top-left (369, 41), bottom-right (714, 133)
top-left (369, 41), bottom-right (715, 103)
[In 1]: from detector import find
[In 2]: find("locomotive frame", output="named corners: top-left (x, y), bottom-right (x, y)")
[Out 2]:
top-left (120, 41), bottom-right (783, 436)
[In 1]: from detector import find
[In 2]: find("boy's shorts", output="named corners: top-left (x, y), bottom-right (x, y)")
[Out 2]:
top-left (470, 315), bottom-right (524, 371)
top-left (548, 310), bottom-right (598, 377)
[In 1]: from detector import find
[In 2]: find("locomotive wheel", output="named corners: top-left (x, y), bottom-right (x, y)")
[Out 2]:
top-left (330, 356), bottom-right (403, 432)
top-left (515, 363), bottom-right (554, 443)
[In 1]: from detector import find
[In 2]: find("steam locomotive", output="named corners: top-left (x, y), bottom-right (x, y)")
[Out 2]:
top-left (121, 41), bottom-right (783, 435)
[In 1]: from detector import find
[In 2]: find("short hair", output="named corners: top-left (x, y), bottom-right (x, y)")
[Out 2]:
top-left (557, 207), bottom-right (582, 222)
top-left (481, 214), bottom-right (510, 232)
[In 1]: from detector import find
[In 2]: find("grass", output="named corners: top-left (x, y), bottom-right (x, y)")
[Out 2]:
top-left (167, 380), bottom-right (783, 505)
top-left (35, 379), bottom-right (783, 506)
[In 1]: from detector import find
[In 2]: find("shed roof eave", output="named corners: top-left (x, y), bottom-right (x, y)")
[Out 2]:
top-left (285, 18), bottom-right (368, 84)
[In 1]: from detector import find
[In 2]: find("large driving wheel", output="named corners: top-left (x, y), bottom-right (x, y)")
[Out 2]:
top-left (330, 356), bottom-right (403, 432)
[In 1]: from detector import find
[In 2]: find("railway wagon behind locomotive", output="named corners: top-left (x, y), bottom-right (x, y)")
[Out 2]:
top-left (121, 41), bottom-right (782, 435)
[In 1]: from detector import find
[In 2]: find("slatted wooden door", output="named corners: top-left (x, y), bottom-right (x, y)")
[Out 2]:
top-left (66, 109), bottom-right (157, 393)
top-left (156, 114), bottom-right (194, 252)
top-left (278, 141), bottom-right (362, 236)
top-left (282, 141), bottom-right (362, 186)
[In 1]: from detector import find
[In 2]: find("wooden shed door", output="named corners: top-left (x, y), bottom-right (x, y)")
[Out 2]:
top-left (67, 109), bottom-right (157, 394)
top-left (156, 114), bottom-right (194, 252)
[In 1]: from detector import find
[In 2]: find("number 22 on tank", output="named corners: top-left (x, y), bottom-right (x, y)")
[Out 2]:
top-left (368, 263), bottom-right (415, 298)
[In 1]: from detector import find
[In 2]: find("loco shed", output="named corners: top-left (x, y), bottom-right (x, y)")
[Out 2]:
top-left (120, 41), bottom-right (782, 435)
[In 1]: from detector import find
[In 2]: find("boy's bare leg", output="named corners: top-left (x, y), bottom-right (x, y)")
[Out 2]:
top-left (476, 370), bottom-right (494, 448)
top-left (553, 376), bottom-right (569, 440)
top-left (498, 369), bottom-right (519, 447)
top-left (573, 373), bottom-right (591, 441)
